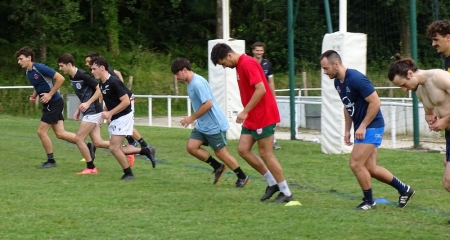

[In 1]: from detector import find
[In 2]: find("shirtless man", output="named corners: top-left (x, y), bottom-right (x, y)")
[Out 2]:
top-left (388, 54), bottom-right (450, 221)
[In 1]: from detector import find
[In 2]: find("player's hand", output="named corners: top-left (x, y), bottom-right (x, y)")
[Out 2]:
top-left (73, 110), bottom-right (81, 121)
top-left (344, 131), bottom-right (353, 146)
top-left (354, 127), bottom-right (366, 140)
top-left (79, 102), bottom-right (89, 112)
top-left (29, 95), bottom-right (36, 104)
top-left (180, 116), bottom-right (192, 128)
top-left (425, 115), bottom-right (438, 130)
top-left (100, 111), bottom-right (112, 123)
top-left (39, 93), bottom-right (52, 104)
top-left (236, 111), bottom-right (247, 124)
top-left (429, 118), bottom-right (447, 132)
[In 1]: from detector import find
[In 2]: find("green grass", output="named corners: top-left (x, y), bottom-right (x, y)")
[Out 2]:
top-left (1, 115), bottom-right (450, 239)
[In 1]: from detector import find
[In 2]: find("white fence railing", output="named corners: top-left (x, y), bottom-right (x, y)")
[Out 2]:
top-left (0, 86), bottom-right (430, 149)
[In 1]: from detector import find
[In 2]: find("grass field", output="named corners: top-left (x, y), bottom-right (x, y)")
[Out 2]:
top-left (1, 115), bottom-right (450, 239)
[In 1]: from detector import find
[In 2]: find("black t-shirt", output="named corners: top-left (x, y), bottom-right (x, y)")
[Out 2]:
top-left (70, 68), bottom-right (103, 115)
top-left (445, 56), bottom-right (450, 72)
top-left (99, 75), bottom-right (132, 120)
top-left (108, 66), bottom-right (133, 97)
top-left (260, 59), bottom-right (273, 81)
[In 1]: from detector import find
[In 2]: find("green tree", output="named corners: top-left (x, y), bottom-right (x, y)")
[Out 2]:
top-left (8, 0), bottom-right (83, 62)
top-left (103, 0), bottom-right (120, 54)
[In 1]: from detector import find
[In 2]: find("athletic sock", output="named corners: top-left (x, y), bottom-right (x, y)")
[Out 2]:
top-left (363, 188), bottom-right (374, 204)
top-left (138, 138), bottom-right (148, 148)
top-left (277, 180), bottom-right (292, 196)
top-left (123, 167), bottom-right (133, 176)
top-left (47, 153), bottom-right (55, 163)
top-left (86, 161), bottom-right (95, 169)
top-left (125, 136), bottom-right (135, 145)
top-left (233, 167), bottom-right (247, 179)
top-left (263, 170), bottom-right (277, 186)
top-left (389, 176), bottom-right (409, 195)
top-left (205, 156), bottom-right (221, 170)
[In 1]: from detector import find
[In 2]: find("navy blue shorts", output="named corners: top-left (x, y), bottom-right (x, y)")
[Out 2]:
top-left (446, 131), bottom-right (450, 162)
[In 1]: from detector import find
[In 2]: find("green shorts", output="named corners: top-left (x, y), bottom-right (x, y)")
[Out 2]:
top-left (190, 128), bottom-right (228, 150)
top-left (241, 124), bottom-right (276, 140)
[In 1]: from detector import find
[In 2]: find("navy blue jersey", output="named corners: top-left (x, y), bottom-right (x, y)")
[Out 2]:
top-left (334, 69), bottom-right (384, 130)
top-left (108, 66), bottom-right (133, 97)
top-left (260, 59), bottom-right (273, 81)
top-left (99, 75), bottom-right (132, 120)
top-left (70, 68), bottom-right (102, 115)
top-left (26, 63), bottom-right (62, 103)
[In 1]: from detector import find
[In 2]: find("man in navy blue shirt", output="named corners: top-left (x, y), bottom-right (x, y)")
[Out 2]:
top-left (320, 50), bottom-right (415, 210)
top-left (15, 47), bottom-right (93, 169)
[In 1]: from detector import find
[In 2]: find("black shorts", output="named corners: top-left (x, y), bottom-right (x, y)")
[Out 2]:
top-left (41, 98), bottom-right (65, 124)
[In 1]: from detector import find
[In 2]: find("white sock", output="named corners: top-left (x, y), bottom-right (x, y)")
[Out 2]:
top-left (263, 170), bottom-right (277, 186)
top-left (277, 180), bottom-right (292, 196)
top-left (273, 139), bottom-right (277, 143)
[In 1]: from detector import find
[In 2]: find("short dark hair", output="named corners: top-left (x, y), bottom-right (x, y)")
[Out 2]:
top-left (319, 50), bottom-right (342, 64)
top-left (251, 41), bottom-right (265, 50)
top-left (90, 56), bottom-right (109, 70)
top-left (171, 58), bottom-right (191, 74)
top-left (210, 43), bottom-right (233, 65)
top-left (57, 53), bottom-right (75, 65)
top-left (387, 53), bottom-right (418, 81)
top-left (85, 52), bottom-right (99, 59)
top-left (15, 47), bottom-right (34, 61)
top-left (426, 20), bottom-right (450, 38)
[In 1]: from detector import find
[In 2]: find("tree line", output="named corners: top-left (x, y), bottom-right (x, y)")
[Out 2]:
top-left (1, 0), bottom-right (449, 72)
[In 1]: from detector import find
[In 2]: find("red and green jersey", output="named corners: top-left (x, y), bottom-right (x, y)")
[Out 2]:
top-left (236, 54), bottom-right (280, 130)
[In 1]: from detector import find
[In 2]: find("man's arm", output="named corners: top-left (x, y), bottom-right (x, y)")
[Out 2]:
top-left (109, 94), bottom-right (130, 116)
top-left (343, 108), bottom-right (353, 132)
top-left (180, 100), bottom-right (213, 127)
top-left (114, 69), bottom-right (124, 82)
top-left (39, 72), bottom-right (65, 103)
top-left (236, 82), bottom-right (266, 123)
top-left (268, 76), bottom-right (276, 97)
top-left (359, 91), bottom-right (381, 129)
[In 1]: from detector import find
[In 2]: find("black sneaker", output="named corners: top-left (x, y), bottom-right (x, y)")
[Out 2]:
top-left (355, 198), bottom-right (376, 210)
top-left (260, 185), bottom-right (280, 201)
top-left (398, 186), bottom-right (415, 208)
top-left (213, 164), bottom-right (226, 185)
top-left (142, 147), bottom-right (156, 168)
top-left (120, 174), bottom-right (135, 180)
top-left (235, 176), bottom-right (250, 188)
top-left (271, 192), bottom-right (293, 203)
top-left (86, 142), bottom-right (96, 161)
top-left (39, 161), bottom-right (56, 168)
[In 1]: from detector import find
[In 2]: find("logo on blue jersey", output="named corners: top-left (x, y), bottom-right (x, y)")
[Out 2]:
top-left (76, 83), bottom-right (82, 89)
top-left (342, 96), bottom-right (355, 116)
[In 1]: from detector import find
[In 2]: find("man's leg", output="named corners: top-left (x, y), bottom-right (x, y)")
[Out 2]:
top-left (350, 144), bottom-right (377, 209)
top-left (75, 121), bottom-right (98, 174)
top-left (110, 134), bottom-right (134, 180)
top-left (37, 121), bottom-right (56, 168)
top-left (185, 136), bottom-right (225, 184)
top-left (256, 134), bottom-right (292, 202)
top-left (365, 148), bottom-right (413, 208)
top-left (214, 146), bottom-right (249, 188)
top-left (52, 120), bottom-right (77, 144)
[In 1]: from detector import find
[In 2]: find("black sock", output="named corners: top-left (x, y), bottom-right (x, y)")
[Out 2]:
top-left (47, 153), bottom-right (55, 163)
top-left (123, 167), bottom-right (133, 176)
top-left (86, 161), bottom-right (95, 169)
top-left (363, 188), bottom-right (374, 204)
top-left (125, 136), bottom-right (135, 145)
top-left (138, 138), bottom-right (148, 148)
top-left (233, 167), bottom-right (247, 179)
top-left (205, 156), bottom-right (221, 170)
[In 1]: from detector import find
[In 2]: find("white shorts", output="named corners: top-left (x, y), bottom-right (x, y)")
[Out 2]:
top-left (108, 112), bottom-right (134, 136)
top-left (130, 94), bottom-right (135, 113)
top-left (82, 112), bottom-right (102, 124)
